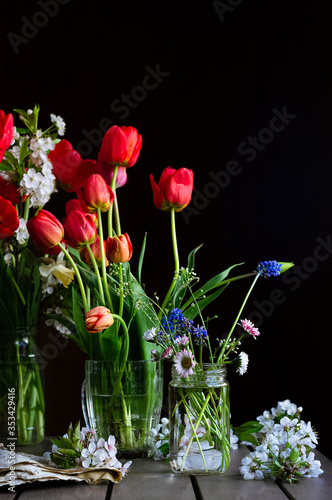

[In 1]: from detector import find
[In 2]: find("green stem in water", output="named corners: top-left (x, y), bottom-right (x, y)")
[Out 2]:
top-left (158, 208), bottom-right (180, 318)
top-left (58, 242), bottom-right (89, 312)
top-left (216, 272), bottom-right (261, 363)
top-left (112, 314), bottom-right (130, 363)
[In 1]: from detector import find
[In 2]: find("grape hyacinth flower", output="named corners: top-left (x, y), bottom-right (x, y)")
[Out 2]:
top-left (256, 260), bottom-right (282, 278)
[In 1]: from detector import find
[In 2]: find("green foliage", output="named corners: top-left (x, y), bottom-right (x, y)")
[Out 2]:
top-left (231, 421), bottom-right (264, 446)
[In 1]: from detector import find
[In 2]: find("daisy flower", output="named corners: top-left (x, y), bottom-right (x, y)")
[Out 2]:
top-left (239, 319), bottom-right (260, 339)
top-left (174, 349), bottom-right (196, 377)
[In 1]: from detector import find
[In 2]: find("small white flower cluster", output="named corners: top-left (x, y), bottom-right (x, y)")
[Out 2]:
top-left (20, 158), bottom-right (56, 208)
top-left (150, 418), bottom-right (170, 460)
top-left (240, 400), bottom-right (323, 482)
top-left (44, 427), bottom-right (131, 478)
top-left (14, 218), bottom-right (29, 245)
top-left (50, 114), bottom-right (66, 136)
top-left (45, 306), bottom-right (73, 335)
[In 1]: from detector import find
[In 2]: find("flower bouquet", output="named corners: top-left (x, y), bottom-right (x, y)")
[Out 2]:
top-left (0, 105), bottom-right (65, 444)
top-left (25, 122), bottom-right (164, 456)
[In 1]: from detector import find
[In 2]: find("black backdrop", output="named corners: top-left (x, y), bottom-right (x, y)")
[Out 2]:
top-left (1, 0), bottom-right (332, 459)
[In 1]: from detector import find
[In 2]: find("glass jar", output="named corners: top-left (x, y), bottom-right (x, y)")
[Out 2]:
top-left (169, 364), bottom-right (230, 474)
top-left (0, 328), bottom-right (45, 445)
top-left (81, 359), bottom-right (163, 458)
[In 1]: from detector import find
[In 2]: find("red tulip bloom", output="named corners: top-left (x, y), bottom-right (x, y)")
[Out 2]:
top-left (95, 159), bottom-right (127, 187)
top-left (150, 167), bottom-right (194, 212)
top-left (65, 198), bottom-right (98, 227)
top-left (27, 209), bottom-right (64, 249)
top-left (78, 174), bottom-right (114, 213)
top-left (0, 196), bottom-right (19, 239)
top-left (49, 140), bottom-right (96, 192)
top-left (0, 177), bottom-right (20, 205)
top-left (106, 233), bottom-right (133, 263)
top-left (99, 125), bottom-right (142, 168)
top-left (0, 111), bottom-right (14, 163)
top-left (85, 306), bottom-right (114, 333)
top-left (64, 210), bottom-right (97, 249)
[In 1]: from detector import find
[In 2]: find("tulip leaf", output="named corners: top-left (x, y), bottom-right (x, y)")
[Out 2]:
top-left (136, 232), bottom-right (147, 285)
top-left (19, 138), bottom-right (29, 163)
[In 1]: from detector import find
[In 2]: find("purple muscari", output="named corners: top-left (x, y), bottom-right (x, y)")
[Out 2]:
top-left (256, 260), bottom-right (282, 278)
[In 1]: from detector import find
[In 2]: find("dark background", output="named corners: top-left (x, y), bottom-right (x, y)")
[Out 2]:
top-left (1, 0), bottom-right (332, 459)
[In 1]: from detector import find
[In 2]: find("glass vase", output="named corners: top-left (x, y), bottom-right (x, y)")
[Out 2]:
top-left (0, 328), bottom-right (45, 445)
top-left (168, 364), bottom-right (230, 474)
top-left (81, 359), bottom-right (163, 458)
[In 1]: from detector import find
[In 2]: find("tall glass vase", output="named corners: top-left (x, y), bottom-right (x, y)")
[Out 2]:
top-left (81, 360), bottom-right (163, 458)
top-left (0, 328), bottom-right (45, 445)
top-left (168, 364), bottom-right (230, 474)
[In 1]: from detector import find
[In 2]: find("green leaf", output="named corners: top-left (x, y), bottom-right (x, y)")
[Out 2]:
top-left (181, 263), bottom-right (244, 310)
top-left (289, 448), bottom-right (301, 462)
top-left (182, 285), bottom-right (228, 320)
top-left (18, 138), bottom-right (29, 163)
top-left (187, 244), bottom-right (203, 271)
top-left (279, 262), bottom-right (294, 273)
top-left (136, 232), bottom-right (147, 285)
top-left (0, 158), bottom-right (16, 171)
top-left (50, 436), bottom-right (77, 451)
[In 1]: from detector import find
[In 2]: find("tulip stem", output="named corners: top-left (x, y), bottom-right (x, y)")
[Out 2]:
top-left (112, 313), bottom-right (129, 363)
top-left (158, 208), bottom-right (180, 318)
top-left (86, 243), bottom-right (105, 303)
top-left (108, 165), bottom-right (119, 237)
top-left (58, 242), bottom-right (89, 312)
top-left (97, 208), bottom-right (114, 313)
top-left (113, 191), bottom-right (122, 236)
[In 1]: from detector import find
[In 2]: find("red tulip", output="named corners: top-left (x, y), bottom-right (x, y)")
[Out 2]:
top-left (82, 237), bottom-right (109, 268)
top-left (27, 209), bottom-right (64, 249)
top-left (106, 233), bottom-right (133, 263)
top-left (150, 167), bottom-right (194, 212)
top-left (0, 196), bottom-right (19, 239)
top-left (0, 111), bottom-right (14, 163)
top-left (65, 198), bottom-right (98, 227)
top-left (99, 125), bottom-right (142, 168)
top-left (0, 177), bottom-right (20, 205)
top-left (85, 306), bottom-right (114, 333)
top-left (95, 159), bottom-right (127, 188)
top-left (64, 210), bottom-right (97, 249)
top-left (78, 174), bottom-right (114, 213)
top-left (49, 140), bottom-right (96, 192)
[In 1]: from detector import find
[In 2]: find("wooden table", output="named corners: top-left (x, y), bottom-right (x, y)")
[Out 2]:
top-left (0, 442), bottom-right (331, 499)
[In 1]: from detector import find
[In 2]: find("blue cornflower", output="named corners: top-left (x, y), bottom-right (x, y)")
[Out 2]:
top-left (256, 260), bottom-right (282, 278)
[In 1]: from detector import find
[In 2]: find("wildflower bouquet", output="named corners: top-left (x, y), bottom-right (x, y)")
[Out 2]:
top-left (0, 105), bottom-right (65, 444)
top-left (144, 168), bottom-right (294, 474)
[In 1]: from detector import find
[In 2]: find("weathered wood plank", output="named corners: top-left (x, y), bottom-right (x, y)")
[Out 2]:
top-left (278, 449), bottom-right (332, 500)
top-left (196, 447), bottom-right (287, 499)
top-left (17, 481), bottom-right (108, 500)
top-left (111, 458), bottom-right (195, 500)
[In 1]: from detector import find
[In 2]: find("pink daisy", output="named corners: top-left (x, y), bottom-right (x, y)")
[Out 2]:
top-left (239, 319), bottom-right (260, 339)
top-left (174, 349), bottom-right (196, 377)
top-left (161, 346), bottom-right (174, 360)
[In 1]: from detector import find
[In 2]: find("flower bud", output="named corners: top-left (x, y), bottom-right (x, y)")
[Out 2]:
top-left (85, 306), bottom-right (114, 333)
top-left (64, 210), bottom-right (97, 248)
top-left (27, 209), bottom-right (64, 249)
top-left (99, 125), bottom-right (142, 168)
top-left (106, 233), bottom-right (133, 263)
top-left (150, 167), bottom-right (194, 212)
top-left (79, 174), bottom-right (114, 213)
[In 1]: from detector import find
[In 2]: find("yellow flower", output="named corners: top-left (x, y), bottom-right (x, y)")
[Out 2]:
top-left (39, 252), bottom-right (75, 289)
